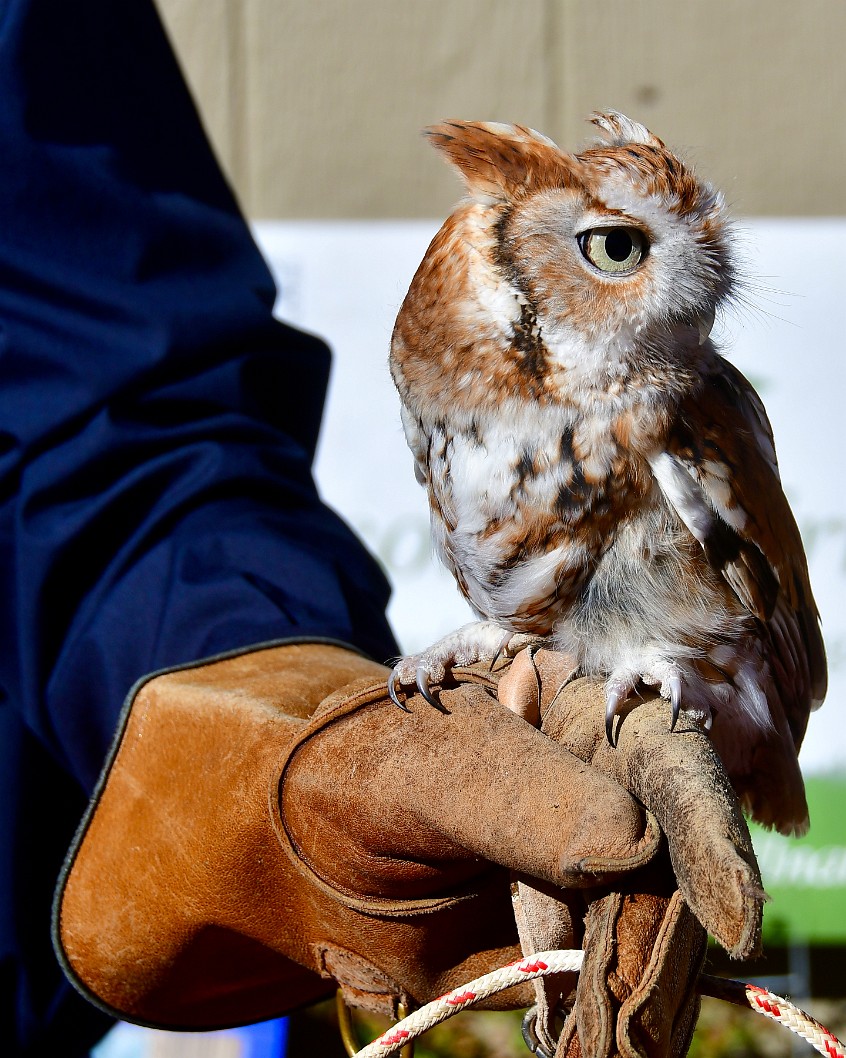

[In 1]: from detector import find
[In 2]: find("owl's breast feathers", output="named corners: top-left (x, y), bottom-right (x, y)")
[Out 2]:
top-left (410, 396), bottom-right (657, 634)
top-left (402, 351), bottom-right (826, 748)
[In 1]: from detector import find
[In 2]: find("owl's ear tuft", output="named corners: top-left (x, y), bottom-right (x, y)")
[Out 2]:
top-left (588, 111), bottom-right (665, 149)
top-left (425, 120), bottom-right (570, 205)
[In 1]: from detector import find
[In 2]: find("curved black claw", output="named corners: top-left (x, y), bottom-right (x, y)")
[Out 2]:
top-left (605, 685), bottom-right (626, 746)
top-left (546, 657), bottom-right (579, 714)
top-left (668, 674), bottom-right (682, 732)
top-left (605, 703), bottom-right (616, 746)
top-left (488, 629), bottom-right (514, 673)
top-left (521, 1008), bottom-right (554, 1058)
top-left (415, 665), bottom-right (442, 709)
top-left (519, 645), bottom-right (543, 719)
top-left (387, 669), bottom-right (412, 712)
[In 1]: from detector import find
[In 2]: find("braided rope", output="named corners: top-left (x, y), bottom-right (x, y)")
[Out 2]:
top-left (699, 974), bottom-right (846, 1058)
top-left (350, 950), bottom-right (846, 1058)
top-left (351, 950), bottom-right (583, 1058)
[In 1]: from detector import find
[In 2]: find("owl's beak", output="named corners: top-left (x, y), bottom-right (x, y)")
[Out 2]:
top-left (696, 308), bottom-right (716, 345)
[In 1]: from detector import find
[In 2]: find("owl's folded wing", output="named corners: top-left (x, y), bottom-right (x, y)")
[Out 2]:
top-left (399, 404), bottom-right (430, 487)
top-left (651, 359), bottom-right (826, 748)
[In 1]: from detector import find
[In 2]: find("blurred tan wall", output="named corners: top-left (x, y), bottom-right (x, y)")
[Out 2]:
top-left (156, 0), bottom-right (846, 219)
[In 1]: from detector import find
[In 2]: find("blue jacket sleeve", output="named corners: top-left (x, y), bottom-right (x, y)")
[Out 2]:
top-left (0, 0), bottom-right (398, 789)
top-left (0, 2), bottom-right (399, 1052)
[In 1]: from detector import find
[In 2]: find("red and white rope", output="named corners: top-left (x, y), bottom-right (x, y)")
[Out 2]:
top-left (699, 975), bottom-right (845, 1058)
top-left (351, 950), bottom-right (846, 1058)
top-left (351, 950), bottom-right (583, 1058)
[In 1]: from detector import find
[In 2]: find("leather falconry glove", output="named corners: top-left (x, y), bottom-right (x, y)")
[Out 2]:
top-left (54, 641), bottom-right (764, 1058)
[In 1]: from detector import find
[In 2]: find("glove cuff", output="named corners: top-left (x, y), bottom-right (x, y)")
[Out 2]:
top-left (52, 641), bottom-right (401, 1028)
top-left (52, 643), bottom-right (528, 1029)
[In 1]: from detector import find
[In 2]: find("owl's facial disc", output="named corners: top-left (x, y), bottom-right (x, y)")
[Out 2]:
top-left (578, 226), bottom-right (648, 275)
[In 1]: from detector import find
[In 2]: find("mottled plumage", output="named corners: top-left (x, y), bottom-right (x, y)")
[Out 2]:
top-left (388, 112), bottom-right (826, 836)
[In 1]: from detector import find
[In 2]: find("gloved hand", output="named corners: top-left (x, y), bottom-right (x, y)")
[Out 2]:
top-left (54, 641), bottom-right (763, 1057)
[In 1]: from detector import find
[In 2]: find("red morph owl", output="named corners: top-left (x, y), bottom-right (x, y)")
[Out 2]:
top-left (387, 112), bottom-right (826, 836)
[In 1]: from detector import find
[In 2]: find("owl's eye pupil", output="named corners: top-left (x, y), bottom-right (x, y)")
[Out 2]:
top-left (579, 226), bottom-right (647, 274)
top-left (605, 228), bottom-right (634, 262)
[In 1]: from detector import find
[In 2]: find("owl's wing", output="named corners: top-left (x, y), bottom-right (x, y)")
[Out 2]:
top-left (651, 359), bottom-right (826, 749)
top-left (399, 404), bottom-right (461, 537)
top-left (399, 405), bottom-right (430, 487)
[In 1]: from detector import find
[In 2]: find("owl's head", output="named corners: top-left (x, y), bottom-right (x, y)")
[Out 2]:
top-left (426, 112), bottom-right (733, 365)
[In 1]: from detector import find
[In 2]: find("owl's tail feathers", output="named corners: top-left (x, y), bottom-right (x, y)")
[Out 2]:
top-left (735, 740), bottom-right (810, 838)
top-left (714, 695), bottom-right (810, 838)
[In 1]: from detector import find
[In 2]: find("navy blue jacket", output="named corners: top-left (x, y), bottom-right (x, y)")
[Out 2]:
top-left (0, 1), bottom-right (397, 1052)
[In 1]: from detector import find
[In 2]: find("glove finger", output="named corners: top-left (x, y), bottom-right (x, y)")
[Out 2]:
top-left (537, 669), bottom-right (764, 958)
top-left (615, 888), bottom-right (704, 1058)
top-left (281, 674), bottom-right (660, 901)
top-left (513, 876), bottom-right (582, 1056)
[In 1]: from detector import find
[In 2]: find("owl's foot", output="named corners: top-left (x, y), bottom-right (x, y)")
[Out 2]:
top-left (605, 660), bottom-right (712, 744)
top-left (387, 621), bottom-right (544, 711)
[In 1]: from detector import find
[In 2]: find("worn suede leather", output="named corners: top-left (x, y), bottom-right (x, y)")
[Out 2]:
top-left (55, 642), bottom-right (656, 1030)
top-left (535, 672), bottom-right (764, 960)
top-left (56, 643), bottom-right (392, 1028)
top-left (549, 883), bottom-right (705, 1058)
top-left (55, 640), bottom-right (764, 1056)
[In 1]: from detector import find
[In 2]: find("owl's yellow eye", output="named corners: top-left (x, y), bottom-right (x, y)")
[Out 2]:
top-left (579, 227), bottom-right (647, 274)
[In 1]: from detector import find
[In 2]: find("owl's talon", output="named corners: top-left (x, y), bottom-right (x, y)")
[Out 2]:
top-left (668, 674), bottom-right (683, 732)
top-left (388, 669), bottom-right (412, 712)
top-left (415, 665), bottom-right (441, 709)
top-left (605, 701), bottom-right (617, 746)
top-left (524, 645), bottom-right (542, 716)
top-left (489, 630), bottom-right (515, 672)
top-left (605, 686), bottom-right (627, 746)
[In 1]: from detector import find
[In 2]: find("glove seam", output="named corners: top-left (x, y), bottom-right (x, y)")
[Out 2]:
top-left (274, 678), bottom-right (499, 918)
top-left (617, 890), bottom-right (706, 1058)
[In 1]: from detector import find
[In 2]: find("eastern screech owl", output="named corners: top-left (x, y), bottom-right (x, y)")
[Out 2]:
top-left (388, 112), bottom-right (826, 836)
